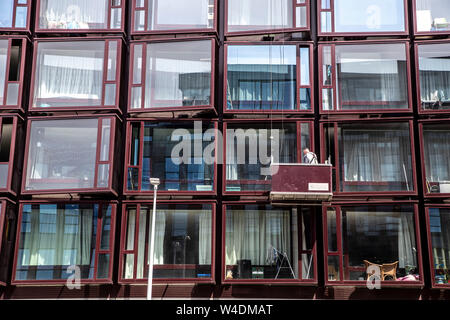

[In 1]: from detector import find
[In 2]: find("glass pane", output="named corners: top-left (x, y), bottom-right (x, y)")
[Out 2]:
top-left (327, 208), bottom-right (337, 252)
top-left (33, 41), bottom-right (105, 108)
top-left (321, 12), bottom-right (332, 32)
top-left (335, 43), bottom-right (408, 110)
top-left (140, 122), bottom-right (215, 192)
top-left (227, 45), bottom-right (297, 111)
top-left (0, 41), bottom-right (7, 104)
top-left (15, 7), bottom-right (27, 28)
top-left (338, 122), bottom-right (413, 192)
top-left (226, 122), bottom-right (298, 192)
top-left (107, 41), bottom-right (117, 81)
top-left (322, 46), bottom-right (332, 85)
top-left (100, 205), bottom-right (112, 250)
top-left (300, 123), bottom-right (311, 151)
top-left (341, 205), bottom-right (420, 281)
top-left (127, 167), bottom-right (139, 191)
top-left (300, 47), bottom-right (310, 86)
top-left (133, 45), bottom-right (143, 84)
top-left (136, 0), bottom-right (145, 8)
top-left (423, 124), bottom-right (450, 193)
top-left (0, 0), bottom-right (14, 28)
top-left (145, 40), bottom-right (212, 109)
top-left (134, 10), bottom-right (145, 31)
top-left (0, 164), bottom-right (8, 188)
top-left (0, 121), bottom-right (12, 175)
top-left (296, 6), bottom-right (307, 28)
top-left (322, 0), bottom-right (331, 10)
top-left (110, 8), bottom-right (121, 29)
top-left (428, 208), bottom-right (450, 284)
top-left (228, 0), bottom-right (293, 32)
top-left (225, 205), bottom-right (298, 280)
top-left (328, 256), bottom-right (340, 281)
top-left (97, 254), bottom-right (110, 279)
top-left (334, 0), bottom-right (405, 33)
top-left (39, 0), bottom-right (109, 30)
top-left (15, 204), bottom-right (100, 281)
top-left (123, 254), bottom-right (134, 279)
top-left (97, 164), bottom-right (110, 188)
top-left (6, 83), bottom-right (19, 106)
top-left (104, 84), bottom-right (116, 106)
top-left (125, 209), bottom-right (136, 250)
top-left (25, 118), bottom-right (99, 190)
top-left (416, 0), bottom-right (450, 32)
top-left (299, 88), bottom-right (311, 110)
top-left (322, 88), bottom-right (333, 110)
top-left (147, 0), bottom-right (213, 31)
top-left (100, 118), bottom-right (111, 161)
top-left (131, 87), bottom-right (142, 109)
top-left (418, 43), bottom-right (450, 111)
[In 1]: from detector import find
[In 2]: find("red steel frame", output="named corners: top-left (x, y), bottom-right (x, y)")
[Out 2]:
top-left (21, 114), bottom-right (119, 196)
top-left (0, 0), bottom-right (31, 33)
top-left (0, 36), bottom-right (28, 112)
top-left (224, 0), bottom-right (310, 36)
top-left (412, 0), bottom-right (450, 36)
top-left (0, 198), bottom-right (15, 286)
top-left (35, 0), bottom-right (125, 34)
top-left (123, 118), bottom-right (218, 196)
top-left (317, 0), bottom-right (409, 37)
top-left (223, 41), bottom-right (314, 115)
top-left (131, 0), bottom-right (218, 35)
top-left (0, 115), bottom-right (21, 196)
top-left (11, 200), bottom-right (117, 286)
top-left (318, 40), bottom-right (413, 115)
top-left (319, 118), bottom-right (418, 197)
top-left (28, 37), bottom-right (123, 113)
top-left (322, 201), bottom-right (424, 288)
top-left (418, 119), bottom-right (450, 198)
top-left (221, 201), bottom-right (318, 285)
top-left (425, 205), bottom-right (450, 289)
top-left (118, 200), bottom-right (216, 284)
top-left (222, 119), bottom-right (315, 196)
top-left (128, 37), bottom-right (217, 115)
top-left (415, 39), bottom-right (450, 115)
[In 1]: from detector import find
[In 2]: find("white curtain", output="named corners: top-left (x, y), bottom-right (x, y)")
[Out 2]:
top-left (398, 214), bottom-right (417, 269)
top-left (124, 209), bottom-right (136, 279)
top-left (199, 210), bottom-right (212, 265)
top-left (424, 130), bottom-right (450, 182)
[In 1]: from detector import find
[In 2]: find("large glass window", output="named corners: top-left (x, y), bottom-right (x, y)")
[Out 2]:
top-left (226, 122), bottom-right (311, 192)
top-left (321, 43), bottom-right (409, 111)
top-left (33, 40), bottom-right (120, 109)
top-left (130, 40), bottom-right (212, 110)
top-left (418, 43), bottom-right (450, 111)
top-left (228, 0), bottom-right (302, 33)
top-left (15, 203), bottom-right (113, 282)
top-left (326, 205), bottom-right (421, 283)
top-left (0, 0), bottom-right (28, 29)
top-left (416, 0), bottom-right (450, 33)
top-left (122, 204), bottom-right (213, 280)
top-left (127, 122), bottom-right (215, 192)
top-left (25, 118), bottom-right (113, 192)
top-left (38, 0), bottom-right (122, 31)
top-left (225, 205), bottom-right (314, 281)
top-left (423, 124), bottom-right (450, 194)
top-left (134, 0), bottom-right (214, 32)
top-left (428, 208), bottom-right (450, 285)
top-left (226, 45), bottom-right (311, 111)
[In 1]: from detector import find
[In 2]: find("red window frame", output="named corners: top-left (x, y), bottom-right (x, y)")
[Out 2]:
top-left (131, 0), bottom-right (218, 35)
top-left (222, 201), bottom-right (317, 285)
top-left (123, 119), bottom-right (218, 196)
top-left (224, 42), bottom-right (314, 115)
top-left (317, 0), bottom-right (408, 36)
top-left (118, 200), bottom-right (216, 284)
top-left (318, 40), bottom-right (413, 114)
top-left (21, 115), bottom-right (119, 196)
top-left (0, 36), bottom-right (27, 112)
top-left (0, 0), bottom-right (31, 33)
top-left (11, 200), bottom-right (117, 286)
top-left (415, 40), bottom-right (450, 115)
top-left (425, 205), bottom-right (450, 289)
top-left (0, 198), bottom-right (15, 286)
top-left (223, 119), bottom-right (315, 196)
top-left (225, 0), bottom-right (310, 36)
top-left (322, 201), bottom-right (424, 287)
top-left (128, 37), bottom-right (217, 115)
top-left (35, 0), bottom-right (125, 34)
top-left (412, 0), bottom-right (450, 36)
top-left (320, 118), bottom-right (418, 197)
top-left (0, 115), bottom-right (21, 196)
top-left (29, 37), bottom-right (123, 113)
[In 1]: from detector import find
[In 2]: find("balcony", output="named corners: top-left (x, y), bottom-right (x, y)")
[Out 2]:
top-left (270, 163), bottom-right (333, 202)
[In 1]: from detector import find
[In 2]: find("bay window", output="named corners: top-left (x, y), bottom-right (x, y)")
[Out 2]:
top-left (226, 0), bottom-right (309, 34)
top-left (426, 207), bottom-right (450, 287)
top-left (225, 44), bottom-right (312, 113)
top-left (31, 39), bottom-right (121, 111)
top-left (37, 0), bottom-right (124, 32)
top-left (322, 121), bottom-right (415, 194)
top-left (129, 39), bottom-right (214, 112)
top-left (126, 121), bottom-right (216, 194)
top-left (417, 42), bottom-right (450, 112)
top-left (120, 202), bottom-right (214, 282)
top-left (320, 42), bottom-right (410, 112)
top-left (224, 204), bottom-right (316, 283)
top-left (415, 0), bottom-right (450, 33)
top-left (23, 117), bottom-right (116, 194)
top-left (133, 0), bottom-right (216, 33)
top-left (324, 204), bottom-right (422, 285)
top-left (225, 121), bottom-right (312, 194)
top-left (421, 123), bottom-right (450, 195)
top-left (319, 0), bottom-right (406, 35)
top-left (0, 0), bottom-right (29, 31)
top-left (14, 202), bottom-right (115, 283)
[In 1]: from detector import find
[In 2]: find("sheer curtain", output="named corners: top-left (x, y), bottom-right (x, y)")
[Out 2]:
top-left (424, 130), bottom-right (450, 182)
top-left (398, 214), bottom-right (418, 270)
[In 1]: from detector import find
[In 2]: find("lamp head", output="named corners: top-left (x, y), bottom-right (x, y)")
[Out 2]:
top-left (149, 178), bottom-right (160, 186)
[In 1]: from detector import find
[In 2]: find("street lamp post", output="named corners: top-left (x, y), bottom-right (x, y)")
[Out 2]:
top-left (147, 177), bottom-right (160, 300)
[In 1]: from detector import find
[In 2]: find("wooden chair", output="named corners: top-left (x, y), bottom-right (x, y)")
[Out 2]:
top-left (381, 261), bottom-right (399, 280)
top-left (364, 260), bottom-right (381, 280)
top-left (328, 265), bottom-right (338, 281)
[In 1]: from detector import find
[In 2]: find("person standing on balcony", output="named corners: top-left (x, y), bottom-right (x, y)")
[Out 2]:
top-left (303, 148), bottom-right (318, 164)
